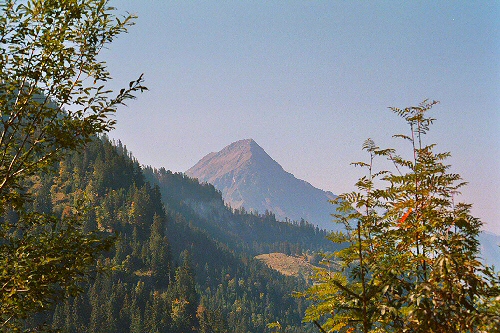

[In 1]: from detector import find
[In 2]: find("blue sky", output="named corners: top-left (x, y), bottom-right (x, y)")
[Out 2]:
top-left (105, 1), bottom-right (500, 233)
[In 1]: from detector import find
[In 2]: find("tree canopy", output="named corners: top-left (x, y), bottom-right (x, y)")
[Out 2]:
top-left (0, 0), bottom-right (145, 330)
top-left (299, 101), bottom-right (500, 333)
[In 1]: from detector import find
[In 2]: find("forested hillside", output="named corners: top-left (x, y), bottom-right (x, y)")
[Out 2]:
top-left (144, 166), bottom-right (333, 256)
top-left (24, 137), bottom-right (337, 332)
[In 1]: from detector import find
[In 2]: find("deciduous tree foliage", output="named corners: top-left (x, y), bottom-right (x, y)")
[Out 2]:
top-left (299, 101), bottom-right (500, 333)
top-left (0, 0), bottom-right (145, 330)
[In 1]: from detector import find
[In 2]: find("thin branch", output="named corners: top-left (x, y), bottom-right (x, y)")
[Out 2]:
top-left (313, 320), bottom-right (327, 333)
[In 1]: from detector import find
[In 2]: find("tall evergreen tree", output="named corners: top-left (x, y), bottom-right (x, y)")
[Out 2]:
top-left (149, 214), bottom-right (172, 288)
top-left (169, 250), bottom-right (199, 332)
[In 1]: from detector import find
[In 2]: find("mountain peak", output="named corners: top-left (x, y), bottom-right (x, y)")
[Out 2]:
top-left (231, 138), bottom-right (256, 145)
top-left (222, 138), bottom-right (260, 154)
top-left (186, 139), bottom-right (339, 230)
top-left (185, 139), bottom-right (279, 186)
top-left (222, 138), bottom-right (271, 162)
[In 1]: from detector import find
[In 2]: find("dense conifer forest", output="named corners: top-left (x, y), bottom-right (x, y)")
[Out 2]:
top-left (22, 137), bottom-right (337, 332)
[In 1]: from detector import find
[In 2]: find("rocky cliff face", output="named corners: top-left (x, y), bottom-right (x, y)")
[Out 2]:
top-left (186, 139), bottom-right (339, 230)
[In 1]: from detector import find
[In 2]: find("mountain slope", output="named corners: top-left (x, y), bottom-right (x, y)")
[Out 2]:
top-left (143, 167), bottom-right (337, 256)
top-left (27, 138), bottom-right (320, 333)
top-left (186, 139), bottom-right (339, 230)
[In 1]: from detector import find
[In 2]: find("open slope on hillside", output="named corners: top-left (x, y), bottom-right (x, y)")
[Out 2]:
top-left (255, 253), bottom-right (318, 277)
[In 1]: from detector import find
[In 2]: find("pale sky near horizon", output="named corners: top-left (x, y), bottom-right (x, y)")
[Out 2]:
top-left (104, 1), bottom-right (500, 234)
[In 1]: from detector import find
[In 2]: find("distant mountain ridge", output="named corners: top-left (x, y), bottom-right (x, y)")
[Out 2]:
top-left (186, 139), bottom-right (339, 230)
top-left (479, 231), bottom-right (500, 269)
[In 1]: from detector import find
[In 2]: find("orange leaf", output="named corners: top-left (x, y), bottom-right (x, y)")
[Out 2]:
top-left (398, 208), bottom-right (413, 226)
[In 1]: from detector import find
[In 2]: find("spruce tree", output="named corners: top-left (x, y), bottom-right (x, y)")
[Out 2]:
top-left (168, 250), bottom-right (199, 332)
top-left (149, 214), bottom-right (172, 288)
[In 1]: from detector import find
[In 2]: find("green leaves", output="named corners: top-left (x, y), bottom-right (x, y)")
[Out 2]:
top-left (0, 210), bottom-right (115, 330)
top-left (300, 101), bottom-right (500, 333)
top-left (0, 0), bottom-right (147, 204)
top-left (0, 0), bottom-right (146, 330)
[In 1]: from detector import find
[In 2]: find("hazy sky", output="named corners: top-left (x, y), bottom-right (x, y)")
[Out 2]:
top-left (104, 1), bottom-right (500, 234)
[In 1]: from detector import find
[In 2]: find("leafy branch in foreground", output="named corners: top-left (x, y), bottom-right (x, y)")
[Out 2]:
top-left (0, 0), bottom-right (146, 330)
top-left (298, 100), bottom-right (500, 333)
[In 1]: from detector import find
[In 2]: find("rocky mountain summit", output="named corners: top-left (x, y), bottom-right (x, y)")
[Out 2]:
top-left (186, 139), bottom-right (339, 230)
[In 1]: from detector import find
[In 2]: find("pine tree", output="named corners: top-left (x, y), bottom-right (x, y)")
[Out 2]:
top-left (129, 297), bottom-right (143, 333)
top-left (168, 250), bottom-right (199, 332)
top-left (149, 214), bottom-right (172, 288)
